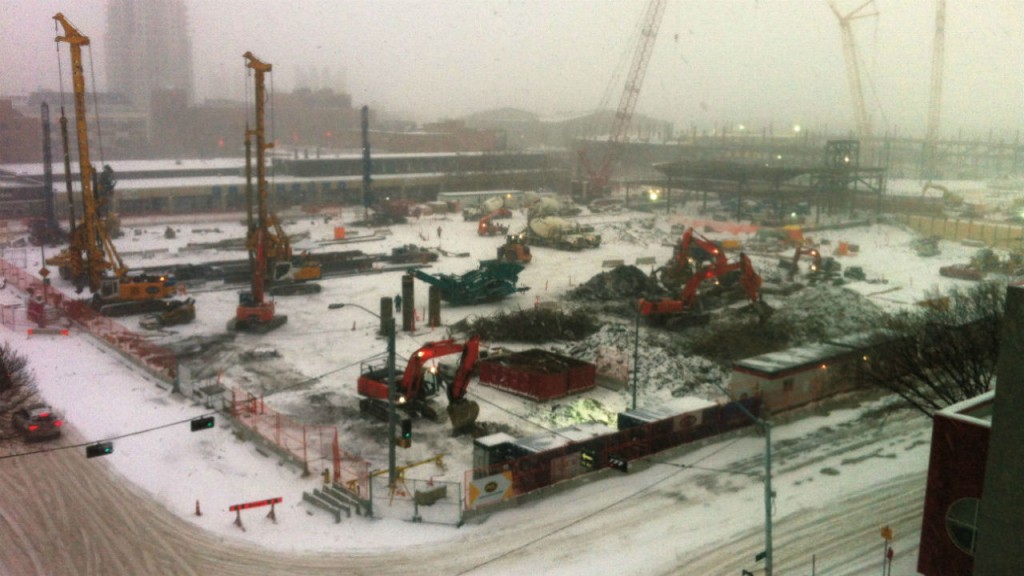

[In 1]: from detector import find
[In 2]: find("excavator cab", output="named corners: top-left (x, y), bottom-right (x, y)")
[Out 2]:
top-left (357, 336), bottom-right (482, 434)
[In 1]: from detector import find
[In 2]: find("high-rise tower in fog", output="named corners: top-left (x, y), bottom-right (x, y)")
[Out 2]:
top-left (104, 0), bottom-right (194, 112)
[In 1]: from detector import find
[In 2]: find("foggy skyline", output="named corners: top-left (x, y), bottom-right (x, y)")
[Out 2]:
top-left (2, 0), bottom-right (1022, 139)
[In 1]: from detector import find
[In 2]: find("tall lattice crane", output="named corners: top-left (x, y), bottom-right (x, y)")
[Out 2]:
top-left (923, 0), bottom-right (946, 178)
top-left (828, 0), bottom-right (878, 143)
top-left (577, 0), bottom-right (666, 198)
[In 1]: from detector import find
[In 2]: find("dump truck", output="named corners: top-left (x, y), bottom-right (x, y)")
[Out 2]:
top-left (522, 217), bottom-right (601, 251)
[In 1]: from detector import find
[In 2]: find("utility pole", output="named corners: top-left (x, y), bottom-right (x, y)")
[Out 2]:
top-left (712, 381), bottom-right (773, 575)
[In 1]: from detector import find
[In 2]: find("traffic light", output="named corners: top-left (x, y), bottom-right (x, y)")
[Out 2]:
top-left (86, 442), bottom-right (113, 458)
top-left (190, 415), bottom-right (215, 432)
top-left (398, 418), bottom-right (412, 448)
top-left (609, 454), bottom-right (629, 473)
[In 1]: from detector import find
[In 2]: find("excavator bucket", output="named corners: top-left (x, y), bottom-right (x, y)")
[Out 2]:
top-left (747, 299), bottom-right (774, 323)
top-left (447, 400), bottom-right (480, 435)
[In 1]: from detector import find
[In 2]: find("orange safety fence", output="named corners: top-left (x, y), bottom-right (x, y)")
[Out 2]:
top-left (229, 387), bottom-right (370, 497)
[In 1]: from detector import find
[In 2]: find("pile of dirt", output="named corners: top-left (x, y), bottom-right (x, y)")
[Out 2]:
top-left (449, 307), bottom-right (599, 343)
top-left (769, 285), bottom-right (887, 343)
top-left (552, 323), bottom-right (730, 404)
top-left (685, 284), bottom-right (888, 364)
top-left (566, 265), bottom-right (665, 301)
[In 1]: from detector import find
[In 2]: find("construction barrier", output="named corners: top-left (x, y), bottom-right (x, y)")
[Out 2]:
top-left (229, 387), bottom-right (370, 499)
top-left (896, 214), bottom-right (1024, 251)
top-left (0, 255), bottom-right (177, 384)
top-left (464, 397), bottom-right (760, 516)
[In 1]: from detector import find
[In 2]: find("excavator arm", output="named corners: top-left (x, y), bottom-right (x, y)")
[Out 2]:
top-left (398, 339), bottom-right (468, 403)
top-left (446, 335), bottom-right (481, 402)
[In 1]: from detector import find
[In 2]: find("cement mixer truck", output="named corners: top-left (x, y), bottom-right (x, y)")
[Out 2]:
top-left (462, 196), bottom-right (507, 221)
top-left (522, 216), bottom-right (601, 251)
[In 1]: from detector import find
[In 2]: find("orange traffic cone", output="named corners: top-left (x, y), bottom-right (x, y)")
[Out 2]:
top-left (195, 499), bottom-right (202, 516)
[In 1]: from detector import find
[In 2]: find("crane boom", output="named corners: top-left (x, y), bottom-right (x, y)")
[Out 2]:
top-left (828, 0), bottom-right (877, 143)
top-left (244, 51), bottom-right (273, 305)
top-left (52, 13), bottom-right (106, 292)
top-left (231, 52), bottom-right (287, 332)
top-left (923, 0), bottom-right (946, 178)
top-left (580, 0), bottom-right (666, 196)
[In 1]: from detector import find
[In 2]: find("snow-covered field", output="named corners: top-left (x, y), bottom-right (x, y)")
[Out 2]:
top-left (0, 183), bottom-right (1002, 573)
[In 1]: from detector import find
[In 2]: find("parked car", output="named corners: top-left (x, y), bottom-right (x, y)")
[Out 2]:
top-left (12, 404), bottom-right (64, 441)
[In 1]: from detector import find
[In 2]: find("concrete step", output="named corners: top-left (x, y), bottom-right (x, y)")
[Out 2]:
top-left (302, 491), bottom-right (341, 523)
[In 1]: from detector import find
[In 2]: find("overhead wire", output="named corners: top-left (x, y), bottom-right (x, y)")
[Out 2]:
top-left (54, 20), bottom-right (67, 114)
top-left (269, 67), bottom-right (277, 187)
top-left (0, 411), bottom-right (217, 462)
top-left (87, 44), bottom-right (106, 167)
top-left (456, 429), bottom-right (758, 575)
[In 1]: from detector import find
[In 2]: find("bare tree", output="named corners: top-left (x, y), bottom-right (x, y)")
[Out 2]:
top-left (861, 281), bottom-right (1004, 417)
top-left (0, 342), bottom-right (40, 442)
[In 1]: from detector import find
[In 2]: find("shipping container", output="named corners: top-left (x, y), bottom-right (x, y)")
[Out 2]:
top-left (477, 349), bottom-right (596, 401)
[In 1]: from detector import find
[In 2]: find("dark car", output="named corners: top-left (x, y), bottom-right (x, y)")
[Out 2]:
top-left (12, 404), bottom-right (64, 441)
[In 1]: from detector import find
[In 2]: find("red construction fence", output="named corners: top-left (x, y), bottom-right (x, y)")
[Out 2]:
top-left (229, 387), bottom-right (371, 498)
top-left (0, 256), bottom-right (177, 383)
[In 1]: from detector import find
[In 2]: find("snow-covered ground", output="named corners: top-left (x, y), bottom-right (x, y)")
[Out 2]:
top-left (1, 183), bottom-right (1002, 573)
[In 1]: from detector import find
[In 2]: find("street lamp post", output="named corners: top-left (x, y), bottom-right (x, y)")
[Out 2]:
top-left (712, 380), bottom-right (773, 576)
top-left (328, 302), bottom-right (397, 487)
top-left (632, 305), bottom-right (640, 411)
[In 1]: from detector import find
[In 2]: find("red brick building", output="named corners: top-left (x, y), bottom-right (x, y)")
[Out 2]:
top-left (917, 391), bottom-right (993, 575)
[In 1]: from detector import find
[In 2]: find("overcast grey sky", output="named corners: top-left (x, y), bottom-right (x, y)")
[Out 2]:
top-left (3, 0), bottom-right (1021, 138)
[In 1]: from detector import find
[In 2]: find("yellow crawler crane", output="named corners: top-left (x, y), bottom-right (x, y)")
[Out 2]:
top-left (48, 14), bottom-right (180, 317)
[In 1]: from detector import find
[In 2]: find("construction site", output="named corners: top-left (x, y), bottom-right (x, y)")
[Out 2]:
top-left (1, 2), bottom-right (1023, 575)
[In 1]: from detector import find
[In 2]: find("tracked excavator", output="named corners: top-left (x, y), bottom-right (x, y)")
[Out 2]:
top-left (782, 246), bottom-right (841, 282)
top-left (653, 227), bottom-right (727, 291)
top-left (639, 252), bottom-right (768, 328)
top-left (357, 335), bottom-right (482, 434)
top-left (477, 207), bottom-right (511, 236)
top-left (47, 14), bottom-right (185, 319)
top-left (265, 215), bottom-right (322, 296)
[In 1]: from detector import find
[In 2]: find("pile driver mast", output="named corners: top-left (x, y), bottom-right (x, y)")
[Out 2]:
top-left (578, 0), bottom-right (666, 198)
top-left (50, 13), bottom-right (105, 292)
top-left (231, 51), bottom-right (287, 333)
top-left (49, 13), bottom-right (179, 317)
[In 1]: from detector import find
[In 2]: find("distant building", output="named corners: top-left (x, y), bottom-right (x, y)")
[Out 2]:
top-left (0, 99), bottom-right (40, 164)
top-left (104, 0), bottom-right (195, 112)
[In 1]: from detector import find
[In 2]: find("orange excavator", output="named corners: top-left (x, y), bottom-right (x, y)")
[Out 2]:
top-left (653, 227), bottom-right (727, 291)
top-left (357, 335), bottom-right (482, 433)
top-left (477, 207), bottom-right (512, 236)
top-left (784, 246), bottom-right (841, 281)
top-left (639, 252), bottom-right (767, 327)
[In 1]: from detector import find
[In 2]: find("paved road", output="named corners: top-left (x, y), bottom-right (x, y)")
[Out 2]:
top-left (0, 408), bottom-right (929, 576)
